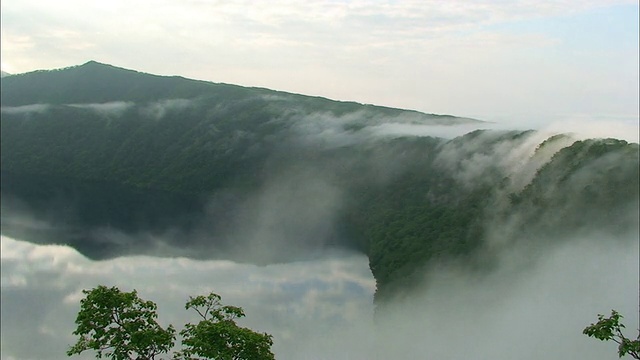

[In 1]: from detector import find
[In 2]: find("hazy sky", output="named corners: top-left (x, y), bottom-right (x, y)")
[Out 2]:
top-left (1, 0), bottom-right (638, 124)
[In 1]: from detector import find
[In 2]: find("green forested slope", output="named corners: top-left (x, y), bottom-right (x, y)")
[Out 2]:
top-left (1, 62), bottom-right (637, 302)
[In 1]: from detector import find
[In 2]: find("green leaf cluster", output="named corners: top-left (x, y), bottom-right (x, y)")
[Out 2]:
top-left (177, 293), bottom-right (274, 360)
top-left (583, 310), bottom-right (640, 359)
top-left (67, 286), bottom-right (274, 360)
top-left (67, 286), bottom-right (175, 359)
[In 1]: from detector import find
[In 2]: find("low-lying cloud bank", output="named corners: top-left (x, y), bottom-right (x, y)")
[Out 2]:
top-left (4, 98), bottom-right (638, 145)
top-left (376, 233), bottom-right (639, 360)
top-left (487, 113), bottom-right (640, 144)
top-left (0, 103), bottom-right (51, 114)
top-left (67, 101), bottom-right (134, 116)
top-left (2, 231), bottom-right (637, 360)
top-left (0, 235), bottom-right (375, 360)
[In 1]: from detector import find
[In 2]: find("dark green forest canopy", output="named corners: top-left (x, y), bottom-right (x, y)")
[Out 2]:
top-left (2, 62), bottom-right (638, 302)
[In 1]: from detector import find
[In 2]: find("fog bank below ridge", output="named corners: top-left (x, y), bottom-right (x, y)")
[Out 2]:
top-left (2, 229), bottom-right (637, 360)
top-left (374, 231), bottom-right (639, 360)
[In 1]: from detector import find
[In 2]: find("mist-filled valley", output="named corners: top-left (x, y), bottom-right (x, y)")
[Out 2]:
top-left (1, 62), bottom-right (639, 359)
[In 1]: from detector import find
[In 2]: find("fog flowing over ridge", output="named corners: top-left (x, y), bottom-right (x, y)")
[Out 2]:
top-left (1, 62), bottom-right (638, 359)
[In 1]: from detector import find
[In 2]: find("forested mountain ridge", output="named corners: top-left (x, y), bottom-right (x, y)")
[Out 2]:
top-left (1, 61), bottom-right (474, 121)
top-left (1, 62), bottom-right (638, 303)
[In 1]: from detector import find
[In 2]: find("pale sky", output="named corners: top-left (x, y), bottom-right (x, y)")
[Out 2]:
top-left (1, 1), bottom-right (639, 126)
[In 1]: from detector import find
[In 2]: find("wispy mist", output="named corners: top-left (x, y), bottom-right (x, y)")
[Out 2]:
top-left (140, 98), bottom-right (194, 120)
top-left (0, 103), bottom-right (50, 114)
top-left (67, 101), bottom-right (134, 116)
top-left (374, 234), bottom-right (638, 360)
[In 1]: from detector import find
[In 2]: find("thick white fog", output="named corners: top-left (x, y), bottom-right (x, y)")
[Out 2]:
top-left (2, 231), bottom-right (637, 360)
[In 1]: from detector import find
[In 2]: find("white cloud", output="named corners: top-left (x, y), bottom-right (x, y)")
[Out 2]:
top-left (67, 101), bottom-right (133, 116)
top-left (540, 115), bottom-right (640, 143)
top-left (0, 104), bottom-right (50, 114)
top-left (139, 98), bottom-right (193, 120)
top-left (0, 235), bottom-right (375, 360)
top-left (368, 122), bottom-right (487, 139)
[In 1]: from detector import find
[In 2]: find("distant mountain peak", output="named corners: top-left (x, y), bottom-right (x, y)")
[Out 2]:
top-left (73, 60), bottom-right (132, 72)
top-left (80, 60), bottom-right (115, 68)
top-left (0, 61), bottom-right (480, 125)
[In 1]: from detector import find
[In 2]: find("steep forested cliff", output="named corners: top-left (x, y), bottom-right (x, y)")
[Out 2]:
top-left (2, 62), bottom-right (637, 302)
